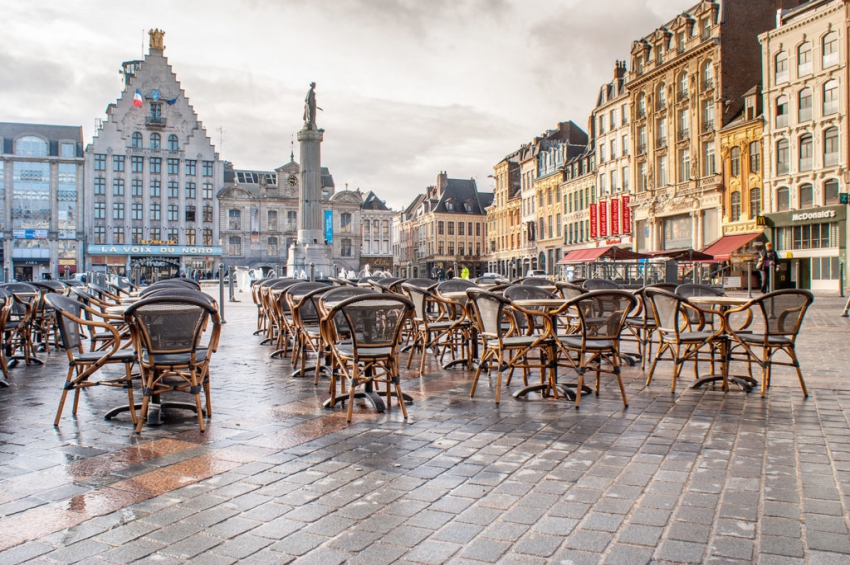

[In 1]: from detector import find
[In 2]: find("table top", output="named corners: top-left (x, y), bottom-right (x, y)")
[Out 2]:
top-left (106, 304), bottom-right (130, 315)
top-left (688, 296), bottom-right (750, 307)
top-left (440, 291), bottom-right (471, 300)
top-left (512, 299), bottom-right (567, 308)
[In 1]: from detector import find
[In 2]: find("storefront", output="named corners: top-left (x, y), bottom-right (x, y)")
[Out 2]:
top-left (763, 205), bottom-right (846, 292)
top-left (86, 244), bottom-right (223, 283)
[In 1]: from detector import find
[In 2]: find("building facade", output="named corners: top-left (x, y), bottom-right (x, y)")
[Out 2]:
top-left (560, 150), bottom-right (597, 268)
top-left (84, 30), bottom-right (223, 280)
top-left (359, 191), bottom-right (394, 272)
top-left (0, 123), bottom-right (84, 282)
top-left (760, 0), bottom-right (846, 291)
top-left (485, 150), bottom-right (522, 278)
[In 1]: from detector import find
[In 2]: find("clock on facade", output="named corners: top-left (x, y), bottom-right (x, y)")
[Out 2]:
top-left (287, 175), bottom-right (298, 187)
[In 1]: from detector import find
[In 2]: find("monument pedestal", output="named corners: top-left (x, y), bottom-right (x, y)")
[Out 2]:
top-left (287, 242), bottom-right (333, 279)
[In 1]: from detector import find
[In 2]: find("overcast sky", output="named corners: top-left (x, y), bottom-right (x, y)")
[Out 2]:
top-left (2, 0), bottom-right (697, 209)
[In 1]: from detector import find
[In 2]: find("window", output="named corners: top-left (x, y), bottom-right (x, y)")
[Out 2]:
top-left (150, 228), bottom-right (161, 241)
top-left (476, 223), bottom-right (481, 236)
top-left (94, 154), bottom-right (106, 171)
top-left (202, 161), bottom-right (213, 176)
top-left (113, 227), bottom-right (124, 244)
top-left (823, 32), bottom-right (838, 68)
top-left (150, 202), bottom-right (161, 220)
top-left (186, 160), bottom-right (197, 176)
top-left (799, 134), bottom-right (813, 171)
top-left (598, 145), bottom-right (606, 163)
top-left (798, 88), bottom-right (812, 122)
top-left (132, 227), bottom-right (143, 244)
top-left (610, 138), bottom-right (618, 158)
top-left (168, 181), bottom-right (179, 198)
top-left (824, 80), bottom-right (838, 115)
top-left (341, 238), bottom-right (352, 257)
top-left (113, 155), bottom-right (125, 172)
top-left (599, 174), bottom-right (607, 194)
top-left (702, 99), bottom-right (714, 131)
top-left (750, 187), bottom-right (761, 216)
top-left (637, 125), bottom-right (647, 154)
top-left (167, 158), bottom-right (179, 175)
top-left (824, 179), bottom-right (840, 205)
top-left (113, 178), bottom-right (125, 196)
top-left (639, 162), bottom-right (648, 191)
top-left (267, 237), bottom-right (278, 255)
top-left (203, 229), bottom-right (213, 245)
top-left (657, 117), bottom-right (667, 147)
top-left (677, 30), bottom-right (686, 53)
top-left (186, 182), bottom-right (196, 199)
top-left (340, 212), bottom-right (352, 232)
top-left (166, 204), bottom-right (178, 222)
top-left (131, 132), bottom-right (142, 148)
top-left (448, 222), bottom-right (455, 235)
top-left (776, 139), bottom-right (790, 175)
top-left (678, 108), bottom-right (689, 139)
top-left (229, 209), bottom-right (241, 230)
top-left (458, 242), bottom-right (465, 256)
top-left (448, 241), bottom-right (455, 255)
top-left (185, 205), bottom-right (196, 222)
top-left (730, 192), bottom-right (741, 222)
top-left (678, 72), bottom-right (689, 100)
top-left (229, 236), bottom-right (242, 255)
top-left (637, 92), bottom-right (646, 118)
top-left (622, 134), bottom-right (629, 155)
top-left (167, 228), bottom-right (178, 242)
top-left (775, 95), bottom-right (789, 128)
top-left (824, 127), bottom-right (839, 167)
top-left (702, 141), bottom-right (715, 176)
top-left (113, 202), bottom-right (124, 220)
top-left (730, 146), bottom-right (741, 177)
top-left (656, 82), bottom-right (666, 109)
top-left (622, 165), bottom-right (630, 191)
top-left (458, 222), bottom-right (465, 236)
top-left (132, 202), bottom-right (142, 220)
top-left (94, 202), bottom-right (105, 219)
top-left (621, 104), bottom-right (628, 124)
top-left (702, 61), bottom-right (714, 90)
top-left (150, 133), bottom-right (161, 150)
top-left (636, 55), bottom-right (644, 75)
top-left (438, 241), bottom-right (444, 255)
top-left (797, 42), bottom-right (812, 77)
top-left (131, 156), bottom-right (143, 173)
top-left (168, 134), bottom-right (179, 151)
top-left (203, 183), bottom-right (213, 199)
top-left (94, 177), bottom-right (106, 195)
top-left (799, 183), bottom-right (814, 208)
top-left (655, 42), bottom-right (664, 64)
top-left (185, 229), bottom-right (196, 245)
top-left (466, 222), bottom-right (471, 237)
top-left (775, 51), bottom-right (788, 84)
top-left (268, 210), bottom-right (278, 231)
top-left (150, 103), bottom-right (162, 123)
top-left (657, 155), bottom-right (668, 186)
top-left (94, 226), bottom-right (106, 244)
top-left (610, 171), bottom-right (618, 191)
top-left (150, 179), bottom-right (161, 197)
top-left (203, 205), bottom-right (213, 223)
top-left (150, 157), bottom-right (162, 174)
top-left (598, 114), bottom-right (606, 134)
top-left (609, 109), bottom-right (617, 128)
top-left (701, 17), bottom-right (711, 40)
top-left (749, 141), bottom-right (761, 173)
top-left (679, 148), bottom-right (691, 182)
top-left (776, 187), bottom-right (790, 211)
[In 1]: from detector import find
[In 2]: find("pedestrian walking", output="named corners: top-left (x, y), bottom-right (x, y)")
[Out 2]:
top-left (756, 242), bottom-right (778, 293)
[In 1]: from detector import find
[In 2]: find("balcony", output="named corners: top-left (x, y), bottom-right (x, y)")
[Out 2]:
top-left (701, 78), bottom-right (714, 91)
top-left (655, 137), bottom-right (667, 149)
top-left (799, 158), bottom-right (813, 172)
top-left (637, 143), bottom-right (647, 155)
top-left (145, 116), bottom-right (167, 128)
top-left (678, 129), bottom-right (690, 141)
top-left (636, 109), bottom-right (646, 119)
top-left (677, 90), bottom-right (689, 103)
top-left (701, 120), bottom-right (715, 133)
top-left (825, 152), bottom-right (839, 167)
top-left (655, 101), bottom-right (667, 112)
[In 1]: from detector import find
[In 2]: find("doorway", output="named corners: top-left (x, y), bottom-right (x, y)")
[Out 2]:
top-left (14, 266), bottom-right (33, 282)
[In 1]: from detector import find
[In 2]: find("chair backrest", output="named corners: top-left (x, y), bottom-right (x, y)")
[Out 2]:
top-left (330, 294), bottom-right (413, 354)
top-left (400, 282), bottom-right (432, 322)
top-left (582, 278), bottom-right (621, 291)
top-left (321, 286), bottom-right (376, 305)
top-left (568, 290), bottom-right (637, 341)
top-left (64, 279), bottom-right (86, 287)
top-left (31, 280), bottom-right (67, 293)
top-left (503, 285), bottom-right (556, 301)
top-left (520, 277), bottom-right (553, 287)
top-left (756, 289), bottom-right (814, 337)
top-left (648, 282), bottom-right (679, 292)
top-left (403, 278), bottom-right (437, 290)
top-left (676, 283), bottom-right (725, 298)
top-left (1, 282), bottom-right (41, 316)
top-left (466, 288), bottom-right (510, 340)
top-left (556, 282), bottom-right (585, 300)
top-left (125, 296), bottom-right (218, 359)
top-left (644, 288), bottom-right (692, 335)
top-left (144, 288), bottom-right (217, 307)
top-left (0, 288), bottom-right (13, 333)
top-left (44, 293), bottom-right (86, 353)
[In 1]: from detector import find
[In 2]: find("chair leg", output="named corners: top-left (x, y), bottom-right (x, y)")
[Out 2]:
top-left (191, 368), bottom-right (205, 433)
top-left (575, 355), bottom-right (586, 410)
top-left (646, 342), bottom-right (666, 386)
top-left (135, 372), bottom-right (154, 434)
top-left (761, 347), bottom-right (771, 398)
top-left (54, 366), bottom-right (75, 426)
top-left (125, 363), bottom-right (138, 425)
top-left (671, 344), bottom-right (683, 394)
top-left (787, 347), bottom-right (807, 398)
top-left (495, 351), bottom-right (504, 405)
top-left (470, 349), bottom-right (491, 398)
top-left (346, 365), bottom-right (359, 422)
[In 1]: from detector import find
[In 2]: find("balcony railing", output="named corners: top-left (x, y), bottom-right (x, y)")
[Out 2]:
top-left (656, 101), bottom-right (667, 111)
top-left (825, 152), bottom-right (839, 167)
top-left (655, 136), bottom-right (667, 149)
top-left (145, 116), bottom-right (167, 128)
top-left (799, 157), bottom-right (813, 172)
top-left (637, 143), bottom-right (647, 155)
top-left (636, 109), bottom-right (646, 119)
top-left (678, 129), bottom-right (690, 141)
top-left (701, 78), bottom-right (714, 91)
top-left (677, 90), bottom-right (689, 102)
top-left (701, 120), bottom-right (715, 133)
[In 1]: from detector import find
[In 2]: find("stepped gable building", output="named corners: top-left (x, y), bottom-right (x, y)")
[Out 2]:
top-left (560, 148), bottom-right (597, 264)
top-left (84, 29), bottom-right (222, 279)
top-left (0, 122), bottom-right (84, 282)
top-left (628, 0), bottom-right (806, 254)
top-left (759, 0), bottom-right (847, 292)
top-left (359, 190), bottom-right (394, 271)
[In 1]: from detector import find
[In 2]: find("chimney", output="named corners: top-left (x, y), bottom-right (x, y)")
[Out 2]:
top-left (437, 171), bottom-right (449, 195)
top-left (614, 60), bottom-right (627, 80)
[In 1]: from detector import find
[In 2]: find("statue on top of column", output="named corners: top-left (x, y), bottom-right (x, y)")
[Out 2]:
top-left (304, 82), bottom-right (320, 128)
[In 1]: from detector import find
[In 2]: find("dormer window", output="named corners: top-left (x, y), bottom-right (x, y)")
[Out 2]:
top-left (464, 202), bottom-right (473, 213)
top-left (446, 200), bottom-right (454, 211)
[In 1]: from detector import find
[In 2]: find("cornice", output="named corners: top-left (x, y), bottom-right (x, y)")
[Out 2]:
top-left (628, 40), bottom-right (717, 89)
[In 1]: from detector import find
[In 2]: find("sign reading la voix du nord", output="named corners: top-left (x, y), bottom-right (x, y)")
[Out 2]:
top-left (87, 244), bottom-right (223, 256)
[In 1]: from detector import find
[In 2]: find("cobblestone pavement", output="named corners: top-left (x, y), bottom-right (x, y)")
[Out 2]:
top-left (0, 289), bottom-right (849, 564)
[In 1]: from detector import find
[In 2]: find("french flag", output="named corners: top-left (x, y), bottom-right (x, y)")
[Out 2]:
top-left (132, 89), bottom-right (143, 108)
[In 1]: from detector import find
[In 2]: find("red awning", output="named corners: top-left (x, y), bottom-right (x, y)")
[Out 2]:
top-left (701, 233), bottom-right (762, 261)
top-left (559, 245), bottom-right (649, 264)
top-left (645, 249), bottom-right (716, 261)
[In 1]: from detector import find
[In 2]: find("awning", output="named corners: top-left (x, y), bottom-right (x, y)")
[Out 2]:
top-left (701, 233), bottom-right (762, 261)
top-left (645, 249), bottom-right (715, 261)
top-left (559, 245), bottom-right (649, 264)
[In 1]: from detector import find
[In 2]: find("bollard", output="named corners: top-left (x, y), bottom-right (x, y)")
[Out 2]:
top-left (841, 263), bottom-right (845, 298)
top-left (747, 261), bottom-right (752, 298)
top-left (795, 261), bottom-right (800, 290)
top-left (218, 264), bottom-right (226, 324)
top-left (228, 266), bottom-right (236, 302)
top-left (769, 263), bottom-right (775, 293)
top-left (310, 262), bottom-right (315, 282)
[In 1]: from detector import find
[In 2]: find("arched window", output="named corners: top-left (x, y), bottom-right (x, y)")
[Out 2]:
top-left (799, 134), bottom-right (813, 171)
top-left (150, 133), bottom-right (161, 150)
top-left (823, 80), bottom-right (838, 115)
top-left (15, 136), bottom-right (48, 156)
top-left (797, 41), bottom-right (812, 76)
top-left (750, 187), bottom-right (761, 216)
top-left (798, 88), bottom-right (812, 121)
top-left (822, 31), bottom-right (838, 68)
top-left (799, 183), bottom-right (814, 209)
top-left (775, 51), bottom-right (789, 83)
top-left (637, 92), bottom-right (646, 118)
top-left (776, 187), bottom-right (790, 211)
top-left (730, 191), bottom-right (741, 222)
top-left (678, 72), bottom-right (688, 100)
top-left (167, 134), bottom-right (179, 151)
top-left (775, 95), bottom-right (789, 128)
top-left (776, 139), bottom-right (790, 175)
top-left (657, 82), bottom-right (667, 109)
top-left (702, 61), bottom-right (714, 90)
top-left (824, 127), bottom-right (839, 167)
top-left (131, 132), bottom-right (142, 147)
top-left (824, 179), bottom-right (840, 205)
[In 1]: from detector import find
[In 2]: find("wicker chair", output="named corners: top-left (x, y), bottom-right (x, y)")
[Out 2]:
top-left (582, 279), bottom-right (621, 291)
top-left (0, 289), bottom-right (13, 385)
top-left (402, 282), bottom-right (454, 376)
top-left (45, 294), bottom-right (137, 426)
top-left (324, 294), bottom-right (414, 422)
top-left (284, 282), bottom-right (331, 375)
top-left (1, 283), bottom-right (43, 367)
top-left (432, 280), bottom-right (477, 370)
top-left (67, 287), bottom-right (132, 351)
top-left (724, 289), bottom-right (813, 398)
top-left (124, 295), bottom-right (221, 433)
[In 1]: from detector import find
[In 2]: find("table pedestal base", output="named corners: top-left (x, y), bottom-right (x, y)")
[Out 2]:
top-left (8, 355), bottom-right (43, 367)
top-left (323, 387), bottom-right (414, 412)
top-left (690, 375), bottom-right (756, 392)
top-left (104, 401), bottom-right (204, 425)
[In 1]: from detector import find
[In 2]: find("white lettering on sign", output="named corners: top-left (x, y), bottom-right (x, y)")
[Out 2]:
top-left (791, 209), bottom-right (836, 221)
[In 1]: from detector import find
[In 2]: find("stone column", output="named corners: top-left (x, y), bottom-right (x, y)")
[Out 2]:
top-left (297, 126), bottom-right (324, 245)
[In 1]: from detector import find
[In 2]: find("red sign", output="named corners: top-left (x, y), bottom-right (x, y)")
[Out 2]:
top-left (589, 203), bottom-right (598, 239)
top-left (599, 200), bottom-right (608, 237)
top-left (622, 195), bottom-right (632, 234)
top-left (610, 198), bottom-right (620, 236)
